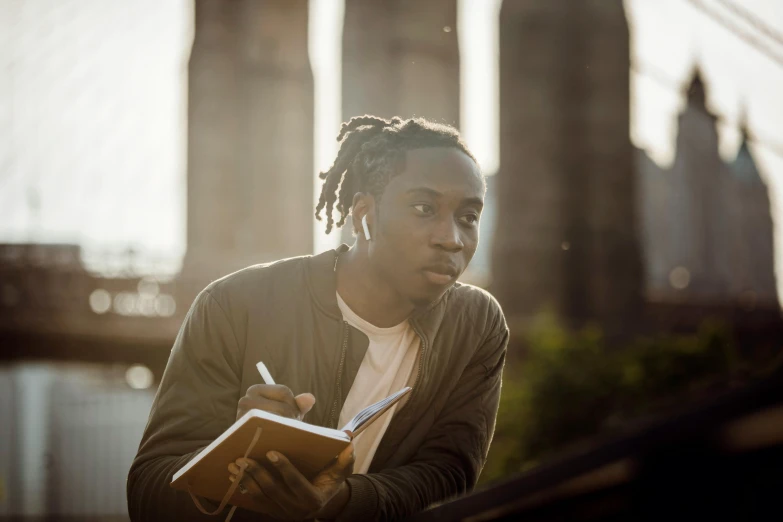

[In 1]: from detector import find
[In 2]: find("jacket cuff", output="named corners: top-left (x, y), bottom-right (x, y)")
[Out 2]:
top-left (336, 475), bottom-right (378, 521)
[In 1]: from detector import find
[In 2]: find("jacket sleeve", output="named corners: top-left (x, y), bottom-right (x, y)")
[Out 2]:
top-left (336, 326), bottom-right (509, 522)
top-left (127, 288), bottom-right (247, 521)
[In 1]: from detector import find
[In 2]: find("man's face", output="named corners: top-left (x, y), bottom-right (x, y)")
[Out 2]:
top-left (368, 147), bottom-right (484, 305)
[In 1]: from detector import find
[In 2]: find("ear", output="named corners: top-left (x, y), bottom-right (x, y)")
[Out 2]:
top-left (351, 193), bottom-right (375, 234)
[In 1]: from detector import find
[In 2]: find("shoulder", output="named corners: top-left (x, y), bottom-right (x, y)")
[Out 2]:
top-left (201, 254), bottom-right (310, 309)
top-left (445, 282), bottom-right (508, 339)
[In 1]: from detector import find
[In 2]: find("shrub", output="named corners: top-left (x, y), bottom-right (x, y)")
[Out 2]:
top-left (480, 313), bottom-right (777, 485)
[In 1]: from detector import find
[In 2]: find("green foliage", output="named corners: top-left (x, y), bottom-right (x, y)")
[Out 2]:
top-left (480, 313), bottom-right (769, 486)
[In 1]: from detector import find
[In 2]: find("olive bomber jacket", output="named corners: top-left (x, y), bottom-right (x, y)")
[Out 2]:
top-left (127, 245), bottom-right (508, 522)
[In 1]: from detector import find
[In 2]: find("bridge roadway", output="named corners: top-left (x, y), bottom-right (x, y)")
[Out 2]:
top-left (0, 244), bottom-right (205, 379)
top-left (3, 243), bottom-right (781, 382)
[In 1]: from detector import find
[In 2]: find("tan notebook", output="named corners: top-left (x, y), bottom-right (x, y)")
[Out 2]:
top-left (171, 386), bottom-right (412, 513)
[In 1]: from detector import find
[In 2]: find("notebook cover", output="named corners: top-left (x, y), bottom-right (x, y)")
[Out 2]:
top-left (171, 411), bottom-right (351, 513)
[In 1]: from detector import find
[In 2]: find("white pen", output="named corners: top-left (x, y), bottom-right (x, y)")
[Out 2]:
top-left (256, 361), bottom-right (276, 385)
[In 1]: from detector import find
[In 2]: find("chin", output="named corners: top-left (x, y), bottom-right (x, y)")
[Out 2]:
top-left (409, 284), bottom-right (452, 308)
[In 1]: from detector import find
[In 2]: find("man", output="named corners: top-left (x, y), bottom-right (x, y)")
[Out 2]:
top-left (127, 115), bottom-right (509, 521)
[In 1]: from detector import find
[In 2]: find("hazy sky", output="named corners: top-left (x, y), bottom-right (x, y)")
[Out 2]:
top-left (1, 0), bottom-right (781, 287)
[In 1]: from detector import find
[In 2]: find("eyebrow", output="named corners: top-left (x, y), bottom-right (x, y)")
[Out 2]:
top-left (405, 187), bottom-right (484, 208)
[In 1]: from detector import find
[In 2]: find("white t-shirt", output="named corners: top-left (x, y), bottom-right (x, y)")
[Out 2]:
top-left (336, 292), bottom-right (420, 474)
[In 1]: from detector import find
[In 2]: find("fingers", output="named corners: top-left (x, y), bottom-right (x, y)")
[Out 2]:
top-left (230, 454), bottom-right (339, 520)
top-left (227, 458), bottom-right (250, 484)
top-left (228, 464), bottom-right (291, 520)
top-left (239, 385), bottom-right (315, 420)
top-left (237, 396), bottom-right (300, 419)
top-left (245, 384), bottom-right (296, 402)
top-left (238, 386), bottom-right (300, 419)
top-left (294, 393), bottom-right (316, 416)
top-left (237, 457), bottom-right (304, 518)
top-left (240, 457), bottom-right (284, 493)
top-left (265, 451), bottom-right (320, 504)
top-left (228, 460), bottom-right (260, 496)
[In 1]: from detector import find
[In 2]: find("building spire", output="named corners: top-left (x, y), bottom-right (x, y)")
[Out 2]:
top-left (686, 68), bottom-right (707, 109)
top-left (736, 103), bottom-right (751, 145)
top-left (731, 101), bottom-right (764, 184)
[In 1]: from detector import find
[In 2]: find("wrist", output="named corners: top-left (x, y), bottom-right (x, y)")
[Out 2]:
top-left (316, 481), bottom-right (351, 520)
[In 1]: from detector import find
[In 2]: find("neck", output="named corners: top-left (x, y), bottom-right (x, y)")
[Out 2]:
top-left (335, 244), bottom-right (415, 328)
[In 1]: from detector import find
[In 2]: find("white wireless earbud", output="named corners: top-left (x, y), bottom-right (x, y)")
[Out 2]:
top-left (361, 214), bottom-right (371, 241)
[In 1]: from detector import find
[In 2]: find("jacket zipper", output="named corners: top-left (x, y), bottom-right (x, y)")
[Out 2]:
top-left (328, 321), bottom-right (350, 428)
top-left (394, 322), bottom-right (427, 416)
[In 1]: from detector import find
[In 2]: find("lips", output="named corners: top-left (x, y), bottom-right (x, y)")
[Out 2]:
top-left (422, 263), bottom-right (459, 285)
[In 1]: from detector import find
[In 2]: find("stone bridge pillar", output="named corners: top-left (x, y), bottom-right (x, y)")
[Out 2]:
top-left (340, 0), bottom-right (459, 242)
top-left (185, 0), bottom-right (314, 279)
top-left (493, 1), bottom-right (642, 334)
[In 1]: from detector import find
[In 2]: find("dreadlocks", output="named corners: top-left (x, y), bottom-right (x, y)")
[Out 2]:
top-left (314, 115), bottom-right (479, 234)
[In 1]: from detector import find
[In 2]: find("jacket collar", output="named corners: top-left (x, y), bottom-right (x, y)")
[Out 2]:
top-left (305, 244), bottom-right (350, 320)
top-left (304, 244), bottom-right (451, 344)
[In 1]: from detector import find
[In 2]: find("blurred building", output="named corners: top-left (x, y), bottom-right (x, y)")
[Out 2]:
top-left (492, 0), bottom-right (643, 334)
top-left (637, 72), bottom-right (778, 309)
top-left (0, 363), bottom-right (153, 519)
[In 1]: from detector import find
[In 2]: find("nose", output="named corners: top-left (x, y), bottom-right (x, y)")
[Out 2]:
top-left (430, 217), bottom-right (464, 253)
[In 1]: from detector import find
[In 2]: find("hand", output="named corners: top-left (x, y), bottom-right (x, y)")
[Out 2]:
top-left (228, 443), bottom-right (354, 521)
top-left (236, 384), bottom-right (316, 421)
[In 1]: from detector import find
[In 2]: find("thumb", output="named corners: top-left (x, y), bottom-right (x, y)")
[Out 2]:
top-left (334, 442), bottom-right (355, 473)
top-left (294, 393), bottom-right (316, 415)
top-left (313, 443), bottom-right (355, 488)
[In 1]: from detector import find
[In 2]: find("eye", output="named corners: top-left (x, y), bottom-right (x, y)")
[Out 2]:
top-left (459, 213), bottom-right (479, 226)
top-left (412, 204), bottom-right (434, 215)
